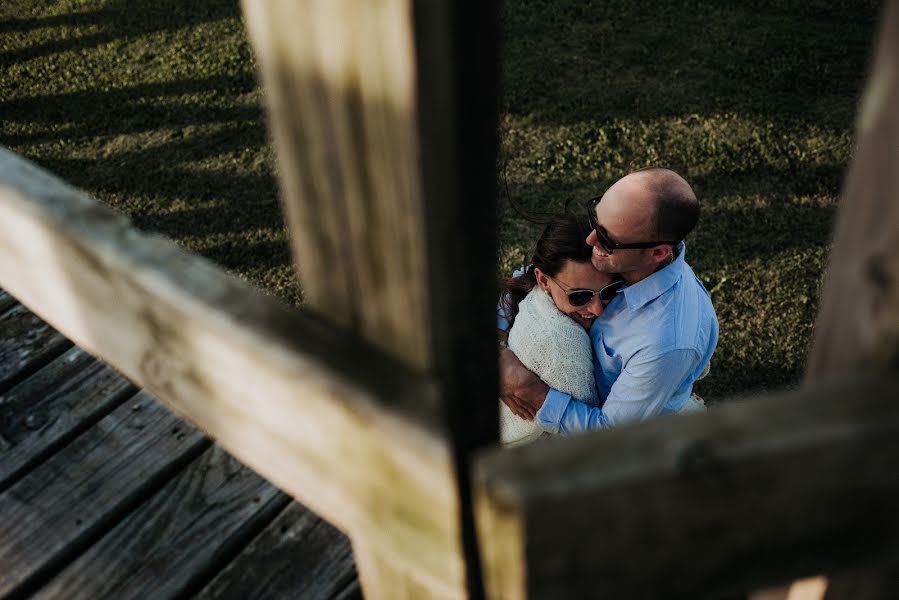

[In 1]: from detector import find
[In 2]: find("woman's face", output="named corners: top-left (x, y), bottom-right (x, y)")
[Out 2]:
top-left (535, 260), bottom-right (617, 330)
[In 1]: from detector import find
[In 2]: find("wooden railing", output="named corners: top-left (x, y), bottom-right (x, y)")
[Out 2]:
top-left (1, 0), bottom-right (897, 598)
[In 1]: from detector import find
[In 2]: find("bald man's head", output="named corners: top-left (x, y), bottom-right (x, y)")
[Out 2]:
top-left (627, 167), bottom-right (699, 241)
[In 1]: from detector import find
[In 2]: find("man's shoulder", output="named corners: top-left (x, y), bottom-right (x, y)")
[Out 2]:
top-left (613, 267), bottom-right (715, 349)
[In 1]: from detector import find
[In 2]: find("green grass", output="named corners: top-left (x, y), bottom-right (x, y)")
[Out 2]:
top-left (0, 0), bottom-right (882, 401)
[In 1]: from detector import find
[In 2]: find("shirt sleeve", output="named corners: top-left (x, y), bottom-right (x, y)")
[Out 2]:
top-left (537, 348), bottom-right (699, 432)
top-left (536, 388), bottom-right (611, 433)
top-left (600, 348), bottom-right (699, 427)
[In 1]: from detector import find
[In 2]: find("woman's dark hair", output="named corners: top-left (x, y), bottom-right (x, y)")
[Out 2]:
top-left (500, 213), bottom-right (593, 328)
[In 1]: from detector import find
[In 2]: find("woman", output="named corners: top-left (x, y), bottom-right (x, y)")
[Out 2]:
top-left (498, 214), bottom-right (622, 446)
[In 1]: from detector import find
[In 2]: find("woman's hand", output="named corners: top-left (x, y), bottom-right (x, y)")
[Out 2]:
top-left (499, 347), bottom-right (549, 420)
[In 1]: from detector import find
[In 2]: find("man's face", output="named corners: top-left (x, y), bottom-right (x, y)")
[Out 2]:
top-left (586, 179), bottom-right (659, 278)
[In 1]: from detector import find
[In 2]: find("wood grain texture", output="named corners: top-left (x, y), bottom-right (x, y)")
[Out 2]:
top-left (806, 0), bottom-right (899, 380)
top-left (474, 376), bottom-right (899, 599)
top-left (0, 147), bottom-right (463, 592)
top-left (0, 303), bottom-right (72, 393)
top-left (242, 1), bottom-right (500, 595)
top-left (0, 391), bottom-right (209, 598)
top-left (34, 445), bottom-right (288, 600)
top-left (801, 4), bottom-right (899, 598)
top-left (0, 289), bottom-right (17, 316)
top-left (197, 501), bottom-right (358, 600)
top-left (0, 345), bottom-right (136, 492)
top-left (241, 0), bottom-right (430, 369)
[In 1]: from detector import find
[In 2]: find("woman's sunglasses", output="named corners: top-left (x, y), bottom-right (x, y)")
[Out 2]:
top-left (546, 276), bottom-right (624, 307)
top-left (585, 197), bottom-right (679, 254)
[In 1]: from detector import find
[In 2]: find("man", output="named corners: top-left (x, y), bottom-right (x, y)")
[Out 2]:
top-left (500, 167), bottom-right (718, 431)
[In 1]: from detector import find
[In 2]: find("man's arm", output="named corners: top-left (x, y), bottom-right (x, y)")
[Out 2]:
top-left (538, 348), bottom-right (698, 432)
top-left (498, 347), bottom-right (548, 420)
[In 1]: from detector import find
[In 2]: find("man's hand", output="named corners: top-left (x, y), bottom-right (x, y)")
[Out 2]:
top-left (499, 347), bottom-right (549, 421)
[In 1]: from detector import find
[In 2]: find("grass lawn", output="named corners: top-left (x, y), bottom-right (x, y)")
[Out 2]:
top-left (0, 0), bottom-right (882, 401)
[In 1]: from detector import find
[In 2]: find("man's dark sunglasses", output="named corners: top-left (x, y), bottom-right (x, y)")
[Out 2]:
top-left (547, 275), bottom-right (624, 307)
top-left (585, 196), bottom-right (680, 254)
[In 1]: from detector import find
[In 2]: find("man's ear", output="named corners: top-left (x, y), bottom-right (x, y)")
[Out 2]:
top-left (650, 245), bottom-right (673, 265)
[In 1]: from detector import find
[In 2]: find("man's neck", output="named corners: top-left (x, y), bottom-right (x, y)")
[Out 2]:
top-left (621, 269), bottom-right (655, 285)
top-left (621, 256), bottom-right (674, 285)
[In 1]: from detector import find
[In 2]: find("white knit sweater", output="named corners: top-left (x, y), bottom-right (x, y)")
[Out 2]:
top-left (500, 289), bottom-right (598, 446)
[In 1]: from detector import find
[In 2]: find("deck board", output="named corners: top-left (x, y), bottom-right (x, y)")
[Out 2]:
top-left (35, 445), bottom-right (290, 600)
top-left (0, 346), bottom-right (136, 492)
top-left (0, 290), bottom-right (17, 316)
top-left (197, 500), bottom-right (359, 600)
top-left (0, 391), bottom-right (209, 598)
top-left (0, 303), bottom-right (72, 393)
top-left (0, 300), bottom-right (359, 598)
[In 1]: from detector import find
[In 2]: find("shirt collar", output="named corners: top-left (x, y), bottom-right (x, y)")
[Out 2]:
top-left (620, 242), bottom-right (687, 311)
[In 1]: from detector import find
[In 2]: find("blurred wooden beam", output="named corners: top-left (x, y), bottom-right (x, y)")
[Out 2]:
top-left (474, 375), bottom-right (899, 599)
top-left (797, 2), bottom-right (899, 598)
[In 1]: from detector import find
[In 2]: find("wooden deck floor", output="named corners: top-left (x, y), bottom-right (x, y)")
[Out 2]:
top-left (0, 289), bottom-right (360, 600)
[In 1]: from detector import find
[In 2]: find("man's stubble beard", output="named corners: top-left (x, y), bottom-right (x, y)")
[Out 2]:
top-left (591, 255), bottom-right (617, 274)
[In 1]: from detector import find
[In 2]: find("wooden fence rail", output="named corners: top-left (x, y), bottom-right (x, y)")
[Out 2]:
top-left (474, 375), bottom-right (899, 599)
top-left (0, 147), bottom-right (464, 595)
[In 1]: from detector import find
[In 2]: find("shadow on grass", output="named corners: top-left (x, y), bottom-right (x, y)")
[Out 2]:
top-left (0, 0), bottom-right (239, 67)
top-left (1, 75), bottom-right (259, 147)
top-left (502, 0), bottom-right (880, 128)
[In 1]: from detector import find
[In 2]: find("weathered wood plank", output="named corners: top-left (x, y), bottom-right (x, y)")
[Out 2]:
top-left (799, 3), bottom-right (899, 598)
top-left (0, 391), bottom-right (209, 598)
top-left (473, 375), bottom-right (899, 600)
top-left (34, 445), bottom-right (288, 600)
top-left (0, 289), bottom-right (17, 316)
top-left (240, 0), bottom-right (431, 369)
top-left (197, 501), bottom-right (358, 600)
top-left (0, 303), bottom-right (72, 393)
top-left (0, 346), bottom-right (137, 492)
top-left (242, 0), bottom-right (500, 595)
top-left (806, 0), bottom-right (899, 381)
top-left (0, 147), bottom-right (462, 592)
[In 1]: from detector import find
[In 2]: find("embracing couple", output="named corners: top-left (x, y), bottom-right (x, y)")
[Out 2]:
top-left (498, 167), bottom-right (719, 446)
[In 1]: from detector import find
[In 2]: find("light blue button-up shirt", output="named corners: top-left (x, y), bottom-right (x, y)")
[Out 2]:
top-left (523, 243), bottom-right (718, 432)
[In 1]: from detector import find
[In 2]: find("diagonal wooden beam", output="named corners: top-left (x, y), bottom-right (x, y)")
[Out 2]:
top-left (0, 148), bottom-right (464, 594)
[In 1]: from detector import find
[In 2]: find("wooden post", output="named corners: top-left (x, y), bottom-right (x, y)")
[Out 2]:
top-left (805, 0), bottom-right (899, 381)
top-left (240, 1), bottom-right (499, 597)
top-left (798, 1), bottom-right (899, 598)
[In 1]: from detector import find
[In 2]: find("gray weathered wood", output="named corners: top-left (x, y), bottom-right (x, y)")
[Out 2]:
top-left (0, 289), bottom-right (17, 316)
top-left (0, 391), bottom-right (209, 598)
top-left (806, 0), bottom-right (899, 380)
top-left (197, 501), bottom-right (358, 600)
top-left (798, 3), bottom-right (899, 598)
top-left (0, 346), bottom-right (137, 492)
top-left (34, 445), bottom-right (288, 600)
top-left (241, 0), bottom-right (499, 595)
top-left (0, 303), bottom-right (72, 393)
top-left (473, 375), bottom-right (899, 600)
top-left (0, 147), bottom-right (463, 593)
top-left (240, 0), bottom-right (431, 369)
